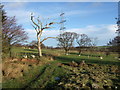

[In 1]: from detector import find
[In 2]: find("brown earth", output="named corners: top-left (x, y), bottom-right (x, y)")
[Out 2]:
top-left (2, 58), bottom-right (40, 81)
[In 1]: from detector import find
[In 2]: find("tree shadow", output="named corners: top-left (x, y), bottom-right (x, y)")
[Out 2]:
top-left (54, 56), bottom-right (120, 66)
top-left (69, 52), bottom-right (100, 57)
top-left (23, 49), bottom-right (37, 52)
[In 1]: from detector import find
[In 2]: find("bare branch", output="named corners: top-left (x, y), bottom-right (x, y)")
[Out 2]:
top-left (42, 27), bottom-right (51, 30)
top-left (37, 17), bottom-right (42, 28)
top-left (40, 37), bottom-right (57, 43)
top-left (48, 22), bottom-right (56, 25)
top-left (45, 22), bottom-right (56, 27)
top-left (31, 13), bottom-right (40, 29)
top-left (31, 23), bottom-right (38, 33)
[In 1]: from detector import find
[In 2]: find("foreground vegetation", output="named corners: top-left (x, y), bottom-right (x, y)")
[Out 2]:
top-left (2, 47), bottom-right (120, 89)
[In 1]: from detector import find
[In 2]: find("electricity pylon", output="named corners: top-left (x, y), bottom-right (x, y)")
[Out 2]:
top-left (59, 12), bottom-right (66, 34)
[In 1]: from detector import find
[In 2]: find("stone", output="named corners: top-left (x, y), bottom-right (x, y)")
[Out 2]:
top-left (88, 55), bottom-right (90, 58)
top-left (79, 60), bottom-right (86, 66)
top-left (30, 59), bottom-right (39, 64)
top-left (92, 83), bottom-right (100, 89)
top-left (100, 56), bottom-right (103, 59)
top-left (11, 58), bottom-right (18, 62)
top-left (21, 59), bottom-right (28, 62)
top-left (31, 55), bottom-right (35, 58)
top-left (69, 61), bottom-right (78, 67)
top-left (23, 55), bottom-right (27, 59)
top-left (66, 53), bottom-right (69, 55)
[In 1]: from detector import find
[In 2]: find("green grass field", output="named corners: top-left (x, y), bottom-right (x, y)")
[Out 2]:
top-left (2, 47), bottom-right (120, 89)
top-left (10, 46), bottom-right (120, 65)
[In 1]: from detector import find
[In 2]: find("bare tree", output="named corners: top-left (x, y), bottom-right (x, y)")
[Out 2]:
top-left (76, 34), bottom-right (92, 55)
top-left (91, 37), bottom-right (98, 46)
top-left (108, 3), bottom-right (120, 58)
top-left (2, 13), bottom-right (28, 57)
top-left (57, 32), bottom-right (77, 55)
top-left (30, 13), bottom-right (56, 57)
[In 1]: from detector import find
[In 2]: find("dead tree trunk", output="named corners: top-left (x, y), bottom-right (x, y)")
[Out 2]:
top-left (79, 48), bottom-right (82, 55)
top-left (30, 13), bottom-right (56, 57)
top-left (37, 35), bottom-right (42, 56)
top-left (65, 49), bottom-right (68, 55)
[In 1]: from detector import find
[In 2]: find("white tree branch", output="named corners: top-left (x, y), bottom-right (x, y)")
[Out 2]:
top-left (31, 15), bottom-right (40, 29)
top-left (40, 37), bottom-right (57, 43)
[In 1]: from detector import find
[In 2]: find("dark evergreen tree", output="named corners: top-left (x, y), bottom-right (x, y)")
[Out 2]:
top-left (108, 36), bottom-right (120, 58)
top-left (108, 1), bottom-right (120, 58)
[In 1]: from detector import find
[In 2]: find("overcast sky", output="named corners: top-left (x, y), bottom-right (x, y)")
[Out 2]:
top-left (2, 2), bottom-right (118, 47)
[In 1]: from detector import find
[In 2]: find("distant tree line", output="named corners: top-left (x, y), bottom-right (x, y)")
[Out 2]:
top-left (57, 32), bottom-right (97, 55)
